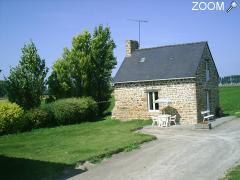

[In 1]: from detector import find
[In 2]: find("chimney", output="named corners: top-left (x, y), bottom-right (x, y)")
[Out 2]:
top-left (125, 40), bottom-right (139, 57)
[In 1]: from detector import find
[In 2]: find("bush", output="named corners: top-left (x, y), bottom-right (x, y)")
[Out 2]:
top-left (41, 97), bottom-right (98, 125)
top-left (23, 109), bottom-right (53, 130)
top-left (215, 106), bottom-right (224, 117)
top-left (0, 102), bottom-right (24, 135)
top-left (44, 95), bottom-right (55, 104)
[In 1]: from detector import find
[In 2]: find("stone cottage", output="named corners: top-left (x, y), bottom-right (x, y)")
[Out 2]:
top-left (112, 40), bottom-right (219, 124)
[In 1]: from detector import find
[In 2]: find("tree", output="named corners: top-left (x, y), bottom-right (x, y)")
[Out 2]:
top-left (48, 25), bottom-right (116, 113)
top-left (0, 80), bottom-right (6, 97)
top-left (48, 30), bottom-right (91, 98)
top-left (87, 25), bottom-right (116, 112)
top-left (6, 41), bottom-right (48, 109)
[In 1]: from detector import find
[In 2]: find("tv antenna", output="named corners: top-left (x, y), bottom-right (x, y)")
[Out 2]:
top-left (128, 19), bottom-right (148, 47)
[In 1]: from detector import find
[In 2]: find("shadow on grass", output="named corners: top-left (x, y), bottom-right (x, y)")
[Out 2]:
top-left (0, 155), bottom-right (84, 180)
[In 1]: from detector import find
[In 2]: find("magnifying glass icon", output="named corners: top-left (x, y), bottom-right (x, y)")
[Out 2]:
top-left (227, 1), bottom-right (238, 13)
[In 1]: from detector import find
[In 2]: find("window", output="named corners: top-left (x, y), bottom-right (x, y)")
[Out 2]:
top-left (148, 91), bottom-right (159, 111)
top-left (206, 61), bottom-right (210, 81)
top-left (206, 90), bottom-right (210, 110)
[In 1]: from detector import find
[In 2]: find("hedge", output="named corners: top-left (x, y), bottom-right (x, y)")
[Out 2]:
top-left (0, 102), bottom-right (24, 135)
top-left (41, 97), bottom-right (99, 125)
top-left (22, 108), bottom-right (53, 131)
top-left (0, 97), bottom-right (98, 135)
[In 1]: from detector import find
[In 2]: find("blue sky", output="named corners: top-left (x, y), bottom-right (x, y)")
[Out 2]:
top-left (0, 0), bottom-right (239, 79)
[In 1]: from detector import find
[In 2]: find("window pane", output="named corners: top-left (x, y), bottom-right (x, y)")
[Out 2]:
top-left (154, 92), bottom-right (158, 100)
top-left (149, 92), bottom-right (153, 110)
top-left (154, 92), bottom-right (159, 110)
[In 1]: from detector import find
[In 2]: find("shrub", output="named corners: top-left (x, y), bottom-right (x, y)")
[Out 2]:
top-left (44, 95), bottom-right (55, 104)
top-left (0, 102), bottom-right (24, 135)
top-left (23, 109), bottom-right (53, 130)
top-left (41, 97), bottom-right (98, 125)
top-left (215, 106), bottom-right (224, 117)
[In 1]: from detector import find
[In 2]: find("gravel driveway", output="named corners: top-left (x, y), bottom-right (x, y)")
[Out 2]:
top-left (70, 117), bottom-right (240, 180)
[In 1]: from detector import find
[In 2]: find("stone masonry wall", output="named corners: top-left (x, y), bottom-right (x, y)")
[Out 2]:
top-left (112, 79), bottom-right (198, 124)
top-left (196, 45), bottom-right (219, 122)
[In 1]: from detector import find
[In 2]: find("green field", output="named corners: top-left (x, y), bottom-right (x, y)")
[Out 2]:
top-left (0, 118), bottom-right (154, 179)
top-left (219, 86), bottom-right (240, 116)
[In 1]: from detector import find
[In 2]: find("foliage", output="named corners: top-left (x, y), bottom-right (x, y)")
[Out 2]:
top-left (48, 30), bottom-right (92, 98)
top-left (88, 25), bottom-right (116, 112)
top-left (48, 25), bottom-right (116, 113)
top-left (215, 106), bottom-right (224, 118)
top-left (0, 118), bottom-right (153, 179)
top-left (41, 97), bottom-right (99, 125)
top-left (6, 41), bottom-right (48, 109)
top-left (220, 75), bottom-right (240, 85)
top-left (0, 80), bottom-right (7, 98)
top-left (47, 71), bottom-right (65, 99)
top-left (23, 108), bottom-right (53, 131)
top-left (0, 97), bottom-right (98, 135)
top-left (0, 101), bottom-right (24, 134)
top-left (44, 95), bottom-right (55, 104)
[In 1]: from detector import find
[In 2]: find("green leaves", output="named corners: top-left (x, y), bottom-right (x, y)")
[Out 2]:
top-left (6, 41), bottom-right (48, 109)
top-left (0, 101), bottom-right (24, 134)
top-left (48, 25), bottom-right (117, 112)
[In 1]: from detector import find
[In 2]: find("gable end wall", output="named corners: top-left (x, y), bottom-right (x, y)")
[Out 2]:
top-left (196, 45), bottom-right (220, 122)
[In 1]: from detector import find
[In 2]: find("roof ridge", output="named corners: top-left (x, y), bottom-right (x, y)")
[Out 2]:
top-left (136, 41), bottom-right (207, 51)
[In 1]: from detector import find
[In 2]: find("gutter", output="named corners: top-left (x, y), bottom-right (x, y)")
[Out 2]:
top-left (114, 77), bottom-right (196, 84)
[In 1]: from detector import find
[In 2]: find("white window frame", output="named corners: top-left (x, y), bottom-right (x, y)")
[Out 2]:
top-left (148, 91), bottom-right (159, 112)
top-left (206, 61), bottom-right (210, 82)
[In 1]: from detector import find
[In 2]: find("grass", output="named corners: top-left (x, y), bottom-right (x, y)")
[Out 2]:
top-left (0, 98), bottom-right (7, 103)
top-left (224, 165), bottom-right (240, 180)
top-left (219, 86), bottom-right (240, 116)
top-left (0, 118), bottom-right (154, 179)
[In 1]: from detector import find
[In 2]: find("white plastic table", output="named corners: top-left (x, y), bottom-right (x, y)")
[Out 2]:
top-left (158, 114), bottom-right (171, 127)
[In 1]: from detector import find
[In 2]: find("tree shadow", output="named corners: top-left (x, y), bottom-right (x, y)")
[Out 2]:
top-left (162, 106), bottom-right (181, 125)
top-left (0, 155), bottom-right (84, 180)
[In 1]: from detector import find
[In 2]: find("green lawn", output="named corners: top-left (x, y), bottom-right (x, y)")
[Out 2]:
top-left (0, 98), bottom-right (7, 103)
top-left (0, 118), bottom-right (154, 179)
top-left (219, 86), bottom-right (240, 116)
top-left (224, 165), bottom-right (240, 180)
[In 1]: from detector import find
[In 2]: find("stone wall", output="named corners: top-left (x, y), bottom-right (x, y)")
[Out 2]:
top-left (196, 44), bottom-right (219, 122)
top-left (112, 79), bottom-right (198, 124)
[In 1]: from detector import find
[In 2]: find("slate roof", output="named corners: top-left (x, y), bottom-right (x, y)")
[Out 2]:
top-left (114, 41), bottom-right (208, 84)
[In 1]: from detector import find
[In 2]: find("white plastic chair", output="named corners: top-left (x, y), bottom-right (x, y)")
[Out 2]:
top-left (161, 118), bottom-right (168, 127)
top-left (169, 115), bottom-right (177, 125)
top-left (150, 116), bottom-right (159, 126)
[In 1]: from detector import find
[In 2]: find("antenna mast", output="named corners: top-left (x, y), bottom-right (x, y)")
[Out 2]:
top-left (128, 19), bottom-right (148, 47)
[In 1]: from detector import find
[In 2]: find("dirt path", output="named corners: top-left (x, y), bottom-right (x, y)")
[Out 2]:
top-left (69, 118), bottom-right (240, 180)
